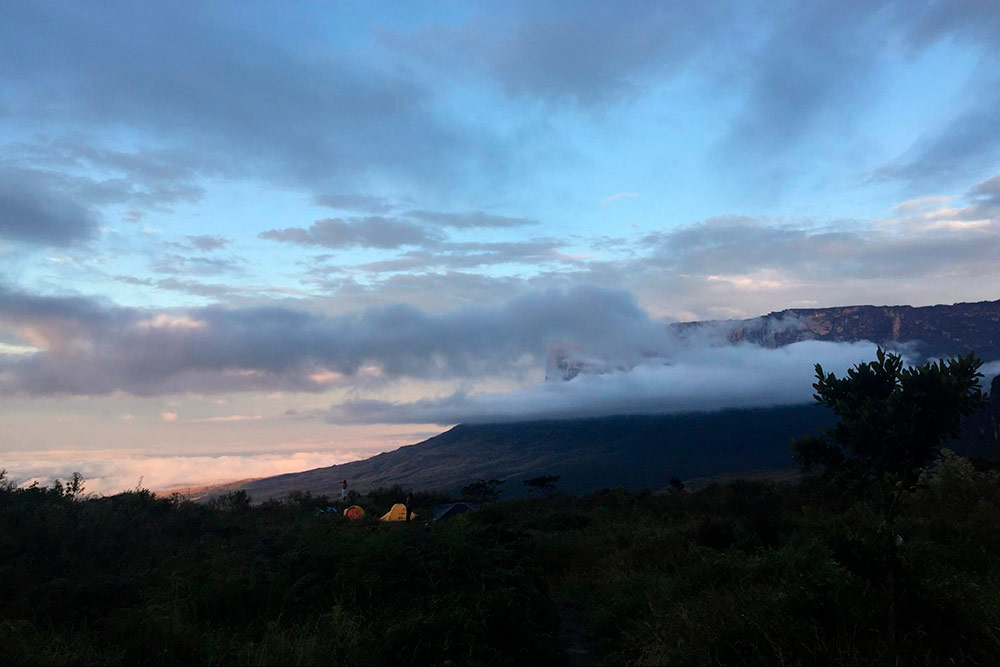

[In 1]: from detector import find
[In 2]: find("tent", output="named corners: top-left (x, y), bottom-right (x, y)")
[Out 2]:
top-left (380, 503), bottom-right (416, 522)
top-left (314, 506), bottom-right (339, 518)
top-left (432, 503), bottom-right (480, 521)
top-left (343, 505), bottom-right (365, 520)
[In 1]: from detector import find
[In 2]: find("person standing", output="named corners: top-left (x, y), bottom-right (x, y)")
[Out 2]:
top-left (405, 492), bottom-right (413, 522)
top-left (341, 479), bottom-right (348, 502)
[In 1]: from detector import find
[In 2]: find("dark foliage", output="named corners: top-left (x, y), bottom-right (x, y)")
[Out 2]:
top-left (793, 348), bottom-right (986, 484)
top-left (522, 475), bottom-right (560, 497)
top-left (3, 462), bottom-right (1000, 665)
top-left (461, 478), bottom-right (505, 503)
top-left (0, 479), bottom-right (558, 666)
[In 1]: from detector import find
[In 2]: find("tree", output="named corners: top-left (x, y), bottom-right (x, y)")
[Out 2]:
top-left (792, 348), bottom-right (987, 643)
top-left (461, 478), bottom-right (505, 503)
top-left (793, 348), bottom-right (986, 486)
top-left (50, 472), bottom-right (86, 500)
top-left (523, 475), bottom-right (560, 497)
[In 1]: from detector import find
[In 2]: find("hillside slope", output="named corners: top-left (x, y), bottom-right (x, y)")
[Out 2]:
top-left (199, 406), bottom-right (836, 501)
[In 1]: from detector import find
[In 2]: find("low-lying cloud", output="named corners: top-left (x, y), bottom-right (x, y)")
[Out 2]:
top-left (328, 340), bottom-right (890, 425)
top-left (1, 449), bottom-right (364, 496)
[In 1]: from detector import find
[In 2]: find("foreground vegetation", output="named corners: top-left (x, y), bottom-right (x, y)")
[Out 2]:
top-left (2, 455), bottom-right (1000, 666)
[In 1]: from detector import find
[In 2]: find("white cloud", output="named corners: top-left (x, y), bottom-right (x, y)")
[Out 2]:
top-left (329, 340), bottom-right (894, 425)
top-left (601, 191), bottom-right (639, 205)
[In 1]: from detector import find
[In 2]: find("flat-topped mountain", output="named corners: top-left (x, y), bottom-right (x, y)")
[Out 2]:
top-left (673, 299), bottom-right (1000, 359)
top-left (199, 298), bottom-right (1000, 502)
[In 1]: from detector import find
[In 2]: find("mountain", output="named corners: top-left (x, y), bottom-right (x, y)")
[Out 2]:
top-left (198, 298), bottom-right (1000, 502)
top-left (672, 298), bottom-right (1000, 359)
top-left (545, 298), bottom-right (1000, 382)
top-left (195, 405), bottom-right (837, 501)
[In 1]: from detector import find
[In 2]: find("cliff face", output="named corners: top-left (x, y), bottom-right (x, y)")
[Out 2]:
top-left (673, 299), bottom-right (1000, 359)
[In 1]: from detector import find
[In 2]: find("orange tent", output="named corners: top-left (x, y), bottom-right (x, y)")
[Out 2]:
top-left (343, 505), bottom-right (365, 520)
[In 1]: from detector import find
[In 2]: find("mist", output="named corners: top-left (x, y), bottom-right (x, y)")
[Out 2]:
top-left (327, 340), bottom-right (893, 425)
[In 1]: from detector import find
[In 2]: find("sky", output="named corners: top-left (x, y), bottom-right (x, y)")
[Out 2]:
top-left (2, 1), bottom-right (1000, 493)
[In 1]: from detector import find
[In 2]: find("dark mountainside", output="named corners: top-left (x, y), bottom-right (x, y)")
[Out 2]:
top-left (198, 406), bottom-right (837, 501)
top-left (200, 299), bottom-right (1000, 502)
top-left (673, 298), bottom-right (1000, 359)
top-left (204, 391), bottom-right (998, 502)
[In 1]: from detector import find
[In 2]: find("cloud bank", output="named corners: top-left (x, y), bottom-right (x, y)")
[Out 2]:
top-left (2, 449), bottom-right (364, 496)
top-left (0, 284), bottom-right (675, 396)
top-left (328, 340), bottom-right (888, 425)
top-left (7, 280), bottom-right (986, 429)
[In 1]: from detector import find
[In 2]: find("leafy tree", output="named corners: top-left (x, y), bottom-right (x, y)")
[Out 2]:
top-left (461, 478), bottom-right (505, 503)
top-left (213, 489), bottom-right (252, 512)
top-left (793, 348), bottom-right (986, 485)
top-left (523, 475), bottom-right (560, 497)
top-left (49, 471), bottom-right (86, 499)
top-left (668, 476), bottom-right (685, 493)
top-left (792, 348), bottom-right (988, 642)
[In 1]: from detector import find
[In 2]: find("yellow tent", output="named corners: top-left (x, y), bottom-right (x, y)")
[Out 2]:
top-left (380, 503), bottom-right (416, 522)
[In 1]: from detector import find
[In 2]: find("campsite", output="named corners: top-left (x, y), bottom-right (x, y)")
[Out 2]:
top-left (4, 455), bottom-right (1000, 666)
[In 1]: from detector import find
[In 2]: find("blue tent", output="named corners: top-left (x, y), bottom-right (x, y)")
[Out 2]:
top-left (432, 502), bottom-right (480, 520)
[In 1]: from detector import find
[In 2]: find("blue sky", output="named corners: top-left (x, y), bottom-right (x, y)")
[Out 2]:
top-left (2, 1), bottom-right (1000, 492)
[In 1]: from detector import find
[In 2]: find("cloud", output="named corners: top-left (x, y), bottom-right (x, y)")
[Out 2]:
top-left (638, 203), bottom-right (1000, 283)
top-left (0, 448), bottom-right (363, 496)
top-left (350, 239), bottom-right (570, 273)
top-left (601, 192), bottom-right (638, 205)
top-left (314, 194), bottom-right (397, 214)
top-left (328, 340), bottom-right (888, 425)
top-left (405, 210), bottom-right (538, 229)
top-left (386, 2), bottom-right (724, 106)
top-left (1, 142), bottom-right (211, 211)
top-left (0, 168), bottom-right (99, 245)
top-left (0, 2), bottom-right (489, 194)
top-left (0, 283), bottom-right (672, 396)
top-left (715, 3), bottom-right (890, 164)
top-left (876, 86), bottom-right (1000, 189)
top-left (187, 235), bottom-right (230, 251)
top-left (260, 211), bottom-right (538, 254)
top-left (150, 254), bottom-right (245, 276)
top-left (191, 414), bottom-right (262, 423)
top-left (872, 1), bottom-right (1000, 189)
top-left (260, 217), bottom-right (442, 249)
